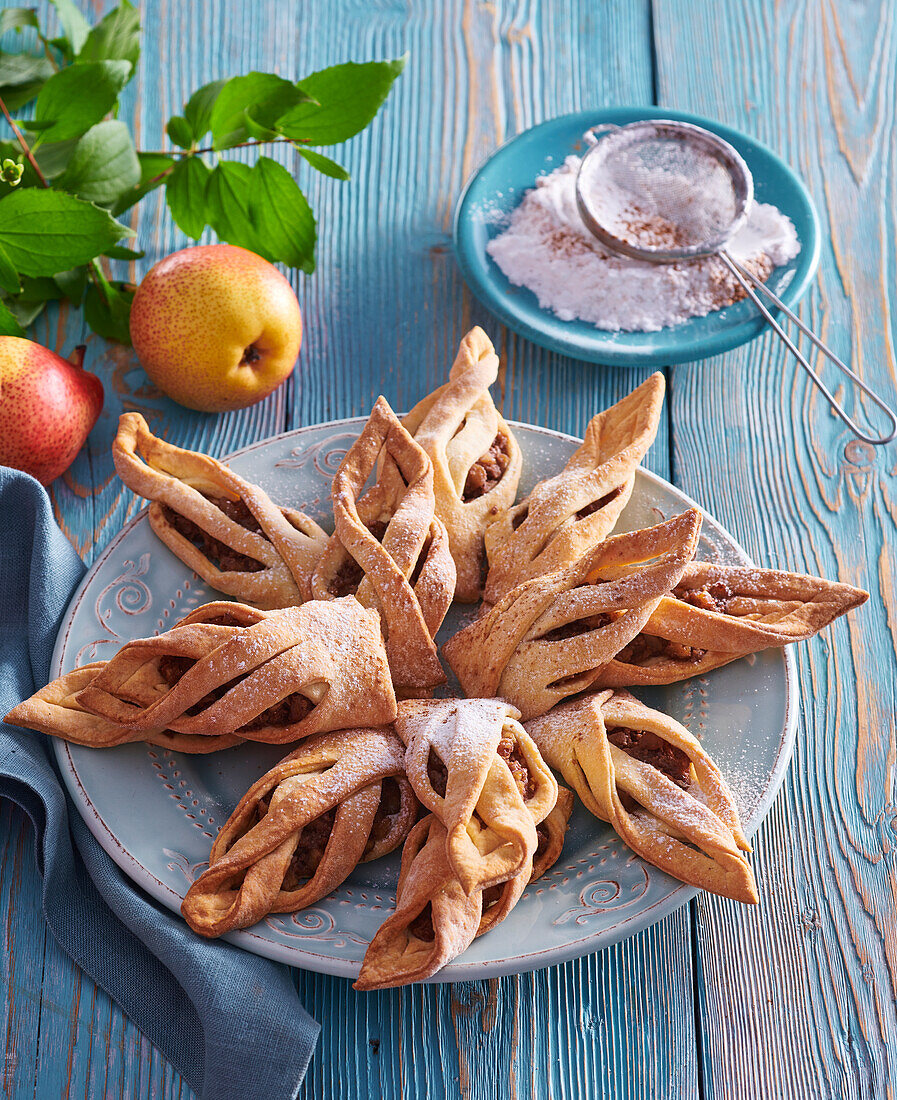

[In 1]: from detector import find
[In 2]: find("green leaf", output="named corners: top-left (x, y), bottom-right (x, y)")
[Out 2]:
top-left (32, 137), bottom-right (78, 179)
top-left (0, 188), bottom-right (133, 276)
top-left (0, 299), bottom-right (26, 337)
top-left (34, 59), bottom-right (132, 141)
top-left (54, 264), bottom-right (88, 304)
top-left (84, 278), bottom-right (133, 343)
top-left (20, 119), bottom-right (59, 132)
top-left (165, 155), bottom-right (209, 239)
top-left (0, 52), bottom-right (54, 88)
top-left (166, 115), bottom-right (193, 149)
top-left (209, 72), bottom-right (304, 149)
top-left (50, 0), bottom-right (91, 56)
top-left (297, 147), bottom-right (349, 180)
top-left (104, 244), bottom-right (144, 260)
top-left (0, 78), bottom-right (47, 111)
top-left (204, 161), bottom-right (264, 254)
top-left (248, 156), bottom-right (315, 272)
top-left (110, 150), bottom-right (174, 215)
top-left (277, 57), bottom-right (406, 145)
top-left (242, 85), bottom-right (313, 141)
top-left (0, 242), bottom-right (21, 294)
top-left (55, 119), bottom-right (141, 207)
top-left (183, 78), bottom-right (226, 141)
top-left (76, 0), bottom-right (140, 69)
top-left (0, 9), bottom-right (40, 34)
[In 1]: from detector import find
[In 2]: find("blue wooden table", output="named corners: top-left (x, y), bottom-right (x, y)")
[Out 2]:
top-left (3, 1), bottom-right (895, 1097)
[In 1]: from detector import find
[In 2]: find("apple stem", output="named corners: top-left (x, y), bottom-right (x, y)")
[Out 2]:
top-left (68, 345), bottom-right (86, 370)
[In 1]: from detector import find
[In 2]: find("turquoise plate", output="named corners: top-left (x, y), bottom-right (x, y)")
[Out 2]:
top-left (454, 107), bottom-right (821, 366)
top-left (52, 419), bottom-right (797, 980)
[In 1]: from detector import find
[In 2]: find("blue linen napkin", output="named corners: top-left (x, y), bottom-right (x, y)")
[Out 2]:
top-left (0, 467), bottom-right (320, 1100)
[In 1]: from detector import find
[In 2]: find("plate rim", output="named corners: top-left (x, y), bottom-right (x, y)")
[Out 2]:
top-left (453, 106), bottom-right (822, 366)
top-left (52, 416), bottom-right (799, 980)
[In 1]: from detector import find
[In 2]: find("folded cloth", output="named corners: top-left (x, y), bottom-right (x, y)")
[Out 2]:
top-left (0, 468), bottom-right (319, 1100)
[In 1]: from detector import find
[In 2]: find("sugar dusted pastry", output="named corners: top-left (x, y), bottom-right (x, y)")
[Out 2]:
top-left (4, 663), bottom-right (244, 753)
top-left (355, 717), bottom-right (567, 990)
top-left (526, 690), bottom-right (758, 904)
top-left (8, 600), bottom-right (397, 747)
top-left (402, 327), bottom-right (522, 601)
top-left (182, 728), bottom-right (417, 937)
top-left (113, 413), bottom-right (328, 609)
top-left (311, 396), bottom-right (455, 694)
top-left (484, 373), bottom-right (664, 603)
top-left (396, 697), bottom-right (557, 893)
top-left (444, 509), bottom-right (701, 720)
top-left (595, 561), bottom-right (869, 686)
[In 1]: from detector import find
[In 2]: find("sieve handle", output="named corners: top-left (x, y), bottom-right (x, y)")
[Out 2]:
top-left (718, 251), bottom-right (897, 446)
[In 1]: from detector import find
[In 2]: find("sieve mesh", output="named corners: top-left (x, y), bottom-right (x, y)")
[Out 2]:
top-left (575, 121), bottom-right (753, 260)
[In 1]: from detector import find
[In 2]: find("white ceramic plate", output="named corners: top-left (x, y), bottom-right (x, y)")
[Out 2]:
top-left (53, 419), bottom-right (797, 980)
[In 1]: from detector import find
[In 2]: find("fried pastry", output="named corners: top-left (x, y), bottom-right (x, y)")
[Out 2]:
top-left (526, 690), bottom-right (758, 904)
top-left (396, 697), bottom-right (557, 894)
top-left (114, 413), bottom-right (328, 609)
top-left (444, 509), bottom-right (701, 720)
top-left (594, 561), bottom-right (869, 686)
top-left (4, 663), bottom-right (244, 753)
top-left (484, 373), bottom-right (664, 603)
top-left (311, 396), bottom-right (455, 694)
top-left (8, 599), bottom-right (397, 747)
top-left (402, 327), bottom-right (522, 601)
top-left (181, 728), bottom-right (417, 937)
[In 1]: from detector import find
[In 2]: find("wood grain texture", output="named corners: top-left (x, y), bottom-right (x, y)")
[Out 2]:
top-left (653, 1), bottom-right (897, 1097)
top-left (7, 0), bottom-right (888, 1098)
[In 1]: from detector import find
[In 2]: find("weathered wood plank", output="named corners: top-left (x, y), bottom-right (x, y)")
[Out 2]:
top-left (653, 1), bottom-right (897, 1097)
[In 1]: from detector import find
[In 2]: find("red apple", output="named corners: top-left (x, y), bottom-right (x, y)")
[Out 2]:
top-left (0, 337), bottom-right (104, 485)
top-left (129, 244), bottom-right (303, 412)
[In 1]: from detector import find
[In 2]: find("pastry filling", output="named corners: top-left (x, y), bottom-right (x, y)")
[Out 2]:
top-left (427, 751), bottom-right (448, 798)
top-left (463, 433), bottom-right (511, 501)
top-left (615, 632), bottom-right (706, 665)
top-left (364, 777), bottom-right (403, 853)
top-left (408, 903), bottom-right (436, 942)
top-left (541, 612), bottom-right (613, 642)
top-left (674, 582), bottom-right (732, 613)
top-left (283, 808), bottom-right (338, 886)
top-left (328, 520), bottom-right (388, 597)
top-left (161, 497), bottom-right (267, 573)
top-left (576, 484), bottom-right (624, 519)
top-left (606, 726), bottom-right (691, 789)
top-left (497, 732), bottom-right (536, 800)
top-left (157, 655), bottom-right (312, 728)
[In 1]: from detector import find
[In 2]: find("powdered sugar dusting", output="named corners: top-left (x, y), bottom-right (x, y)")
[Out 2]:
top-left (486, 154), bottom-right (800, 332)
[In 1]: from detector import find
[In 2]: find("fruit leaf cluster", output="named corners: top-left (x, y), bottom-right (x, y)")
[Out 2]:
top-left (0, 1), bottom-right (405, 343)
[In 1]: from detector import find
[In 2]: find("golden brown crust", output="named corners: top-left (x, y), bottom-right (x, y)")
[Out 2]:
top-left (4, 663), bottom-right (244, 753)
top-left (525, 691), bottom-right (758, 904)
top-left (8, 599), bottom-right (397, 748)
top-left (396, 697), bottom-right (557, 894)
top-left (311, 397), bottom-right (455, 694)
top-left (402, 328), bottom-right (523, 602)
top-left (181, 728), bottom-right (417, 937)
top-left (531, 785), bottom-right (574, 881)
top-left (353, 814), bottom-right (484, 990)
top-left (444, 509), bottom-right (701, 720)
top-left (485, 373), bottom-right (664, 603)
top-left (594, 561), bottom-right (870, 686)
top-left (113, 413), bottom-right (328, 608)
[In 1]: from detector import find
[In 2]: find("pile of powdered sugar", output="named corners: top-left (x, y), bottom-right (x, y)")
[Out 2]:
top-left (486, 154), bottom-right (801, 333)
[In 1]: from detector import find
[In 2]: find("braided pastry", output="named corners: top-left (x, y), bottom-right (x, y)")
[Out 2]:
top-left (311, 396), bottom-right (455, 694)
top-left (7, 600), bottom-right (397, 747)
top-left (402, 327), bottom-right (522, 601)
top-left (484, 373), bottom-right (664, 603)
top-left (444, 509), bottom-right (701, 719)
top-left (595, 561), bottom-right (869, 686)
top-left (526, 690), bottom-right (758, 904)
top-left (182, 728), bottom-right (417, 936)
top-left (114, 413), bottom-right (328, 608)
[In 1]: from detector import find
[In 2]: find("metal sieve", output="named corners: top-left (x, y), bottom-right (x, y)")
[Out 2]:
top-left (575, 120), bottom-right (897, 446)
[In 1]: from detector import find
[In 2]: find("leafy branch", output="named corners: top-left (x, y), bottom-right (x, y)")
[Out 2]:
top-left (0, 0), bottom-right (405, 342)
